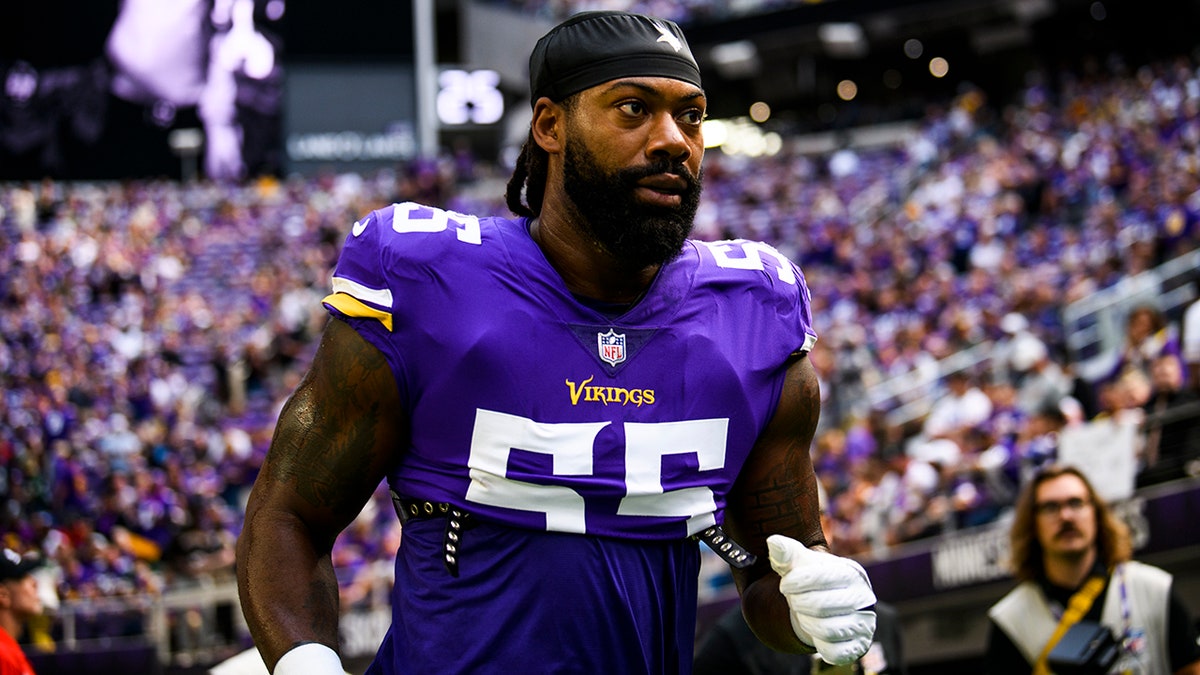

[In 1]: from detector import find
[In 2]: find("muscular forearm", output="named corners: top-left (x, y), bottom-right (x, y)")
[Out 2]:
top-left (233, 319), bottom-right (403, 671)
top-left (237, 508), bottom-right (342, 670)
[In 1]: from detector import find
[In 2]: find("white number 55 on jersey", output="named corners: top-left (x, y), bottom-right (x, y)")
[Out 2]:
top-left (466, 409), bottom-right (729, 536)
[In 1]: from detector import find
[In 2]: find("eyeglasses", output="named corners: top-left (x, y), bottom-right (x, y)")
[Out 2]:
top-left (1035, 497), bottom-right (1090, 518)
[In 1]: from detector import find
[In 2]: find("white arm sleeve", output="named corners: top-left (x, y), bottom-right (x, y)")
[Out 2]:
top-left (272, 643), bottom-right (346, 675)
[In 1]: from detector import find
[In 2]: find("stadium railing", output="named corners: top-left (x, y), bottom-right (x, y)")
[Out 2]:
top-left (865, 249), bottom-right (1200, 427)
top-left (40, 561), bottom-right (396, 672)
top-left (1062, 248), bottom-right (1200, 383)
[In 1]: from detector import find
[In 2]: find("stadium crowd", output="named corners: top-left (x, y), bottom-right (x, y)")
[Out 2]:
top-left (1, 50), bottom-right (1199, 645)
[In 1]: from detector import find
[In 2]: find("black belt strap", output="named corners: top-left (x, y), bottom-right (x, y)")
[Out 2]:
top-left (694, 526), bottom-right (757, 569)
top-left (391, 493), bottom-right (758, 574)
top-left (391, 493), bottom-right (475, 577)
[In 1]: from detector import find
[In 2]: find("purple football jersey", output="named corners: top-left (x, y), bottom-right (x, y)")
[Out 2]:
top-left (323, 202), bottom-right (817, 674)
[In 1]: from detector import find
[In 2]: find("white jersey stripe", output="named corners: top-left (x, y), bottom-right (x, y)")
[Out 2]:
top-left (332, 275), bottom-right (394, 309)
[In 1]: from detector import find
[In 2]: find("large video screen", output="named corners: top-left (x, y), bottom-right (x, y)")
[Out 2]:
top-left (1, 0), bottom-right (285, 181)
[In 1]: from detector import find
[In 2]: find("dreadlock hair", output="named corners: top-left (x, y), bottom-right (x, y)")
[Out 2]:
top-left (505, 131), bottom-right (548, 218)
top-left (505, 95), bottom-right (578, 218)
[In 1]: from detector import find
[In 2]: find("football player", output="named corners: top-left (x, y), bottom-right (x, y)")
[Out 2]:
top-left (237, 11), bottom-right (876, 674)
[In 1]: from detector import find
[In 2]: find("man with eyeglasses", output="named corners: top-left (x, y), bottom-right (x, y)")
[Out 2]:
top-left (984, 465), bottom-right (1200, 674)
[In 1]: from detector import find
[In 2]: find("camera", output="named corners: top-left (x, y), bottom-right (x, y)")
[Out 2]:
top-left (1046, 621), bottom-right (1119, 674)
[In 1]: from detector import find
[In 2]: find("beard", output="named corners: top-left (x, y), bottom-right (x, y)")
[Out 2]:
top-left (561, 136), bottom-right (702, 270)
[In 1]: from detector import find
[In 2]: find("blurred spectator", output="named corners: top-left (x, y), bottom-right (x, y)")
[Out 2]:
top-left (1095, 368), bottom-right (1152, 424)
top-left (920, 370), bottom-right (993, 445)
top-left (947, 426), bottom-right (1015, 529)
top-left (1006, 330), bottom-right (1073, 417)
top-left (1012, 403), bottom-right (1070, 486)
top-left (885, 450), bottom-right (951, 545)
top-left (0, 548), bottom-right (45, 674)
top-left (1138, 353), bottom-right (1200, 486)
top-left (981, 378), bottom-right (1025, 450)
top-left (1183, 295), bottom-right (1200, 392)
top-left (1106, 304), bottom-right (1183, 386)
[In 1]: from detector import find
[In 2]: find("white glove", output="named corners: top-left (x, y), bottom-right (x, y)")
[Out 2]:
top-left (767, 534), bottom-right (877, 666)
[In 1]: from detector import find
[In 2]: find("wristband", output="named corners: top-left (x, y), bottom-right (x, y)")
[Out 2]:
top-left (274, 642), bottom-right (344, 675)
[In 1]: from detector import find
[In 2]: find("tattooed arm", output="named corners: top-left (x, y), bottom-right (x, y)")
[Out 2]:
top-left (723, 353), bottom-right (826, 653)
top-left (236, 319), bottom-right (408, 671)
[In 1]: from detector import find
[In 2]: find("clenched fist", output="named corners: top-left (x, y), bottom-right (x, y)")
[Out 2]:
top-left (767, 534), bottom-right (877, 665)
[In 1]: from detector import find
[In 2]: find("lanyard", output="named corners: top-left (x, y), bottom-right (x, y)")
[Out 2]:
top-left (1033, 575), bottom-right (1108, 675)
top-left (1115, 564), bottom-right (1149, 668)
top-left (1116, 565), bottom-right (1132, 640)
top-left (1047, 568), bottom-right (1133, 640)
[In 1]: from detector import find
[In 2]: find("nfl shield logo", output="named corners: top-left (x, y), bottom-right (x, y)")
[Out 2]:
top-left (597, 329), bottom-right (627, 366)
